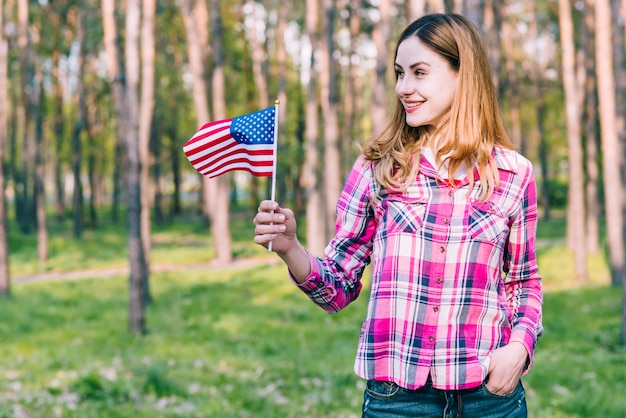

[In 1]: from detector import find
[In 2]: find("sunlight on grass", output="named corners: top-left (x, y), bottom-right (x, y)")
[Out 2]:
top-left (2, 211), bottom-right (625, 416)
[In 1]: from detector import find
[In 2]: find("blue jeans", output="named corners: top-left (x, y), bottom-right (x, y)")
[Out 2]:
top-left (362, 378), bottom-right (527, 417)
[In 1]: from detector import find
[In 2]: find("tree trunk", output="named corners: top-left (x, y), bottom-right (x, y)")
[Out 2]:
top-left (208, 0), bottom-right (232, 263)
top-left (371, 0), bottom-right (391, 134)
top-left (405, 0), bottom-right (425, 23)
top-left (302, 0), bottom-right (324, 255)
top-left (527, 0), bottom-right (550, 221)
top-left (245, 0), bottom-right (269, 209)
top-left (583, 0), bottom-right (600, 254)
top-left (50, 9), bottom-right (65, 223)
top-left (500, 7), bottom-right (522, 152)
top-left (72, 9), bottom-right (86, 239)
top-left (139, 0), bottom-right (156, 302)
top-left (320, 0), bottom-right (341, 243)
top-left (0, 0), bottom-right (11, 296)
top-left (342, 0), bottom-right (363, 178)
top-left (34, 65), bottom-right (47, 263)
top-left (17, 0), bottom-right (34, 234)
top-left (125, 0), bottom-right (149, 332)
top-left (102, 0), bottom-right (147, 334)
top-left (275, 0), bottom-right (289, 206)
top-left (595, 0), bottom-right (623, 287)
top-left (559, 0), bottom-right (587, 282)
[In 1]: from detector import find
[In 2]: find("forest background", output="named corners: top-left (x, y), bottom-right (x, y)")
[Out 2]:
top-left (0, 0), bottom-right (625, 416)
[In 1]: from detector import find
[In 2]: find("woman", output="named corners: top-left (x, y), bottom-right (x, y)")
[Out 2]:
top-left (254, 13), bottom-right (543, 417)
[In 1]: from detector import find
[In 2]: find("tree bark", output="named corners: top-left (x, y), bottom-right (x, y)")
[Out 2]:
top-left (320, 0), bottom-right (341, 243)
top-left (72, 8), bottom-right (86, 239)
top-left (0, 0), bottom-right (11, 296)
top-left (208, 0), bottom-right (232, 263)
top-left (102, 0), bottom-right (147, 334)
top-left (139, 0), bottom-right (156, 301)
top-left (34, 64), bottom-right (47, 263)
top-left (17, 0), bottom-right (34, 234)
top-left (558, 0), bottom-right (587, 282)
top-left (370, 0), bottom-right (391, 134)
top-left (595, 0), bottom-right (623, 287)
top-left (302, 0), bottom-right (324, 255)
top-left (583, 0), bottom-right (600, 254)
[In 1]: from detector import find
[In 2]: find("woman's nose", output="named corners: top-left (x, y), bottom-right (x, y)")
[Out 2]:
top-left (396, 78), bottom-right (415, 95)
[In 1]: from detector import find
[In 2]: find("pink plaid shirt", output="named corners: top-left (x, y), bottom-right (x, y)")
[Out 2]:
top-left (294, 146), bottom-right (543, 390)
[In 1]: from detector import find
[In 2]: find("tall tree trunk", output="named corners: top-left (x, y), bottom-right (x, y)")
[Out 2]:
top-left (405, 0), bottom-right (425, 22)
top-left (139, 0), bottom-right (156, 302)
top-left (302, 0), bottom-right (324, 255)
top-left (583, 0), bottom-right (600, 254)
top-left (102, 0), bottom-right (147, 334)
top-left (125, 0), bottom-right (149, 332)
top-left (17, 0), bottom-right (34, 234)
top-left (528, 0), bottom-right (550, 220)
top-left (275, 0), bottom-right (289, 206)
top-left (34, 65), bottom-right (47, 262)
top-left (500, 7), bottom-right (522, 152)
top-left (559, 0), bottom-right (587, 282)
top-left (371, 0), bottom-right (391, 134)
top-left (483, 0), bottom-right (501, 90)
top-left (595, 0), bottom-right (623, 287)
top-left (320, 0), bottom-right (341, 243)
top-left (342, 0), bottom-right (363, 178)
top-left (245, 0), bottom-right (269, 208)
top-left (50, 9), bottom-right (65, 223)
top-left (72, 8), bottom-right (86, 239)
top-left (208, 0), bottom-right (232, 263)
top-left (179, 0), bottom-right (210, 215)
top-left (0, 0), bottom-right (11, 296)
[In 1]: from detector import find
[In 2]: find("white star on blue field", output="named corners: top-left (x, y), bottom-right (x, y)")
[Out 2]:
top-left (231, 107), bottom-right (275, 145)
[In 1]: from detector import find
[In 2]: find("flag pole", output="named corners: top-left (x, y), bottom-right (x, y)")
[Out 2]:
top-left (268, 100), bottom-right (280, 251)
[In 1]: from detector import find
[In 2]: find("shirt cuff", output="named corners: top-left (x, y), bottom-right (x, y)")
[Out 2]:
top-left (288, 250), bottom-right (324, 291)
top-left (509, 328), bottom-right (537, 372)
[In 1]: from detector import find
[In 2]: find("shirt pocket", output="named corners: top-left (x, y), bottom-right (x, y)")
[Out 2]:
top-left (385, 195), bottom-right (428, 234)
top-left (467, 199), bottom-right (508, 243)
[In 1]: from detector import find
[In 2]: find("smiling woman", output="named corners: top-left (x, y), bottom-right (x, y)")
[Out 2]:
top-left (254, 13), bottom-right (543, 418)
top-left (394, 37), bottom-right (458, 135)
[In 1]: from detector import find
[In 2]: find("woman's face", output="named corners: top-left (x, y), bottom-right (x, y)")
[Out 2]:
top-left (394, 36), bottom-right (458, 135)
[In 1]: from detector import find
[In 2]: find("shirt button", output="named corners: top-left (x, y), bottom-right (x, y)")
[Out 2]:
top-left (443, 218), bottom-right (450, 224)
top-left (433, 306), bottom-right (439, 312)
top-left (448, 190), bottom-right (454, 197)
top-left (439, 246), bottom-right (445, 253)
top-left (436, 277), bottom-right (443, 284)
top-left (428, 336), bottom-right (435, 342)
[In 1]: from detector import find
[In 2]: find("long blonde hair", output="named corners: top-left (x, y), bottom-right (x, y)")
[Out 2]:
top-left (362, 13), bottom-right (514, 201)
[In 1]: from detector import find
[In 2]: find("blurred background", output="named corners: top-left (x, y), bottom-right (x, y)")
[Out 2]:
top-left (0, 0), bottom-right (624, 417)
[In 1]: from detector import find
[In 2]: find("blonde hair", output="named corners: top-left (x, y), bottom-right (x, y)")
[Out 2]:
top-left (362, 13), bottom-right (514, 201)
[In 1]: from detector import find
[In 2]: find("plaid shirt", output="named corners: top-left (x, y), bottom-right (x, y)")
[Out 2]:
top-left (294, 146), bottom-right (543, 390)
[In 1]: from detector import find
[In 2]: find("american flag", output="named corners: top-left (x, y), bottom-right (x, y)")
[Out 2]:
top-left (183, 107), bottom-right (276, 178)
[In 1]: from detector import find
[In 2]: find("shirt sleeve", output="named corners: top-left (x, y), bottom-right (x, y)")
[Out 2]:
top-left (290, 156), bottom-right (377, 313)
top-left (502, 163), bottom-right (544, 371)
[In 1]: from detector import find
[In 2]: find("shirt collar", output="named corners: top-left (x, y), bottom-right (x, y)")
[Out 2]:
top-left (418, 146), bottom-right (518, 179)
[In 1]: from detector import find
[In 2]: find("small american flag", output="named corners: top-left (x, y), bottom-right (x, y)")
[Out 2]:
top-left (183, 107), bottom-right (276, 178)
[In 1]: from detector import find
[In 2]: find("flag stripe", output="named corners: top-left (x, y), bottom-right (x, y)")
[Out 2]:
top-left (193, 145), bottom-right (274, 174)
top-left (186, 138), bottom-right (273, 166)
top-left (183, 121), bottom-right (232, 150)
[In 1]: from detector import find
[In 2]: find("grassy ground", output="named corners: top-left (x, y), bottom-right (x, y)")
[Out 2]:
top-left (0, 213), bottom-right (624, 417)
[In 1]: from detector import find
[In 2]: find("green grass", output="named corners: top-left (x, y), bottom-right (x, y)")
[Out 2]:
top-left (0, 211), bottom-right (624, 417)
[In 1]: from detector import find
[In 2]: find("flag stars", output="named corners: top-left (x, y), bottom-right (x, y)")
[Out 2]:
top-left (232, 107), bottom-right (275, 145)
